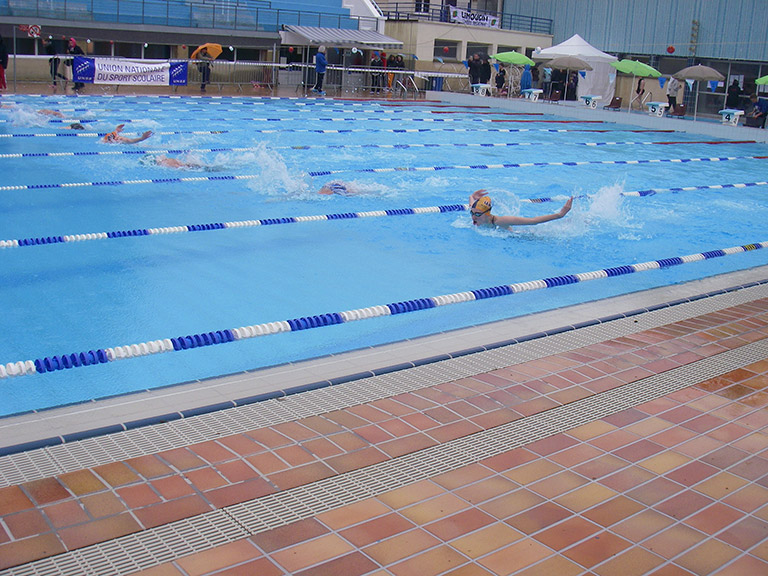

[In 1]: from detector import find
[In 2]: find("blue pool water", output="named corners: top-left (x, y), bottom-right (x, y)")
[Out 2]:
top-left (2, 94), bottom-right (768, 416)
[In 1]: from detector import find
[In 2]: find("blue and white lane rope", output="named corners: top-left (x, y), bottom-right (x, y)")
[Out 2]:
top-left (0, 204), bottom-right (467, 248)
top-left (0, 130), bottom-right (233, 139)
top-left (0, 127), bottom-right (674, 139)
top-left (2, 240), bottom-right (766, 379)
top-left (0, 140), bottom-right (755, 160)
top-left (4, 180), bottom-right (768, 250)
top-left (3, 156), bottom-right (766, 193)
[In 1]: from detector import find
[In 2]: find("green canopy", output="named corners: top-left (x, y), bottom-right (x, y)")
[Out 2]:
top-left (755, 74), bottom-right (768, 85)
top-left (610, 59), bottom-right (661, 78)
top-left (491, 51), bottom-right (535, 66)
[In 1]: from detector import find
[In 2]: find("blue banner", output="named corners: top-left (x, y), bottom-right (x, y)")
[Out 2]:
top-left (73, 57), bottom-right (188, 86)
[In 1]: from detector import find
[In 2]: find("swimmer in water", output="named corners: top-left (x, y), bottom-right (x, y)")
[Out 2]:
top-left (469, 189), bottom-right (573, 230)
top-left (103, 124), bottom-right (153, 144)
top-left (318, 181), bottom-right (358, 196)
top-left (148, 154), bottom-right (205, 169)
top-left (0, 104), bottom-right (64, 117)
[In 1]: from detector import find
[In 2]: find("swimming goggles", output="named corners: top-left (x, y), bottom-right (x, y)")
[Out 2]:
top-left (470, 207), bottom-right (490, 217)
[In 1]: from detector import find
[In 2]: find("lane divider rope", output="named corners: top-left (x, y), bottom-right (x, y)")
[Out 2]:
top-left (3, 156), bottom-right (765, 193)
top-left (0, 204), bottom-right (467, 248)
top-left (0, 140), bottom-right (755, 160)
top-left (0, 127), bottom-right (675, 139)
top-left (2, 240), bottom-right (765, 379)
top-left (5, 116), bottom-right (608, 125)
top-left (3, 180), bottom-right (768, 250)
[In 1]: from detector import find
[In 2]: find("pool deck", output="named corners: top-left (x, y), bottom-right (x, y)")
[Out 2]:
top-left (1, 90), bottom-right (768, 576)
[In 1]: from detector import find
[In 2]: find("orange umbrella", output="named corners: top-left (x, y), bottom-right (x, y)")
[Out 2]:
top-left (191, 43), bottom-right (223, 60)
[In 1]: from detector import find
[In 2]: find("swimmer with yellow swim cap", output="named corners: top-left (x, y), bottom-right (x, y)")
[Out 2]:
top-left (469, 189), bottom-right (573, 230)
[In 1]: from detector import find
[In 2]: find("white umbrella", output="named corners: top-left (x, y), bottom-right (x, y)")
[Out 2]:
top-left (674, 65), bottom-right (725, 121)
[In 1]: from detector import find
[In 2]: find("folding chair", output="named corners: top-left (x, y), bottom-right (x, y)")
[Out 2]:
top-left (544, 90), bottom-right (562, 103)
top-left (669, 104), bottom-right (687, 118)
top-left (602, 96), bottom-right (622, 110)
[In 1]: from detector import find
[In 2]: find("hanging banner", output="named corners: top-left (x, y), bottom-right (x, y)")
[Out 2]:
top-left (73, 57), bottom-right (188, 86)
top-left (450, 9), bottom-right (500, 28)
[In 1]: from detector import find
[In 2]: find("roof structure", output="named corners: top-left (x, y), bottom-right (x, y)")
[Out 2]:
top-left (280, 25), bottom-right (403, 49)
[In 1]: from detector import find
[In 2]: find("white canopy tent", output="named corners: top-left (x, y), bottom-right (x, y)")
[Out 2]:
top-left (535, 34), bottom-right (617, 102)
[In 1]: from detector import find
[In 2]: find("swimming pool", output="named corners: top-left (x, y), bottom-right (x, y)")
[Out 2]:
top-left (2, 94), bottom-right (768, 416)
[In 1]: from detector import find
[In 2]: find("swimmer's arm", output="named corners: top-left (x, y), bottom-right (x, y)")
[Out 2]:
top-left (468, 188), bottom-right (487, 206)
top-left (494, 196), bottom-right (573, 229)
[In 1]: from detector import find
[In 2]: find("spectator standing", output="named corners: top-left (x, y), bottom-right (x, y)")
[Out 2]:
top-left (665, 76), bottom-right (681, 113)
top-left (312, 45), bottom-right (327, 95)
top-left (386, 54), bottom-right (396, 90)
top-left (370, 52), bottom-right (383, 94)
top-left (66, 38), bottom-right (85, 92)
top-left (480, 57), bottom-right (492, 93)
top-left (726, 79), bottom-right (742, 109)
top-left (495, 66), bottom-right (507, 95)
top-left (468, 53), bottom-right (482, 88)
top-left (196, 46), bottom-right (213, 93)
top-left (0, 34), bottom-right (8, 91)
top-left (42, 38), bottom-right (66, 91)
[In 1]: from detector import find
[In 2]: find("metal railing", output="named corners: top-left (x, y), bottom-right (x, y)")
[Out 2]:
top-left (2, 0), bottom-right (375, 32)
top-left (376, 2), bottom-right (552, 34)
top-left (6, 56), bottom-right (469, 97)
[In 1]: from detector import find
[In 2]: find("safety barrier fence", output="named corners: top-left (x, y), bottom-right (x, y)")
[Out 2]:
top-left (0, 140), bottom-right (757, 160)
top-left (1, 239), bottom-right (765, 379)
top-left (7, 57), bottom-right (469, 96)
top-left (2, 155), bottom-right (766, 192)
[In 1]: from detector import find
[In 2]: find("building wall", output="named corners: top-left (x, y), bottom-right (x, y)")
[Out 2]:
top-left (503, 0), bottom-right (768, 62)
top-left (384, 20), bottom-right (551, 69)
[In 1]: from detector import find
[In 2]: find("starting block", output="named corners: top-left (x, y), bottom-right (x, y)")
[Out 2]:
top-left (719, 109), bottom-right (744, 126)
top-left (521, 88), bottom-right (543, 102)
top-left (471, 83), bottom-right (491, 96)
top-left (646, 101), bottom-right (669, 117)
top-left (580, 95), bottom-right (602, 109)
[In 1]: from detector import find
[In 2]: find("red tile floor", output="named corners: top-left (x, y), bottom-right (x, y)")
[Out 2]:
top-left (1, 293), bottom-right (767, 575)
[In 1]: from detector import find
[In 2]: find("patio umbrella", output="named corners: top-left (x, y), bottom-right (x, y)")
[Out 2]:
top-left (539, 55), bottom-right (592, 99)
top-left (674, 64), bottom-right (724, 120)
top-left (540, 55), bottom-right (593, 72)
top-left (756, 74), bottom-right (768, 85)
top-left (190, 43), bottom-right (223, 60)
top-left (611, 59), bottom-right (661, 113)
top-left (491, 51), bottom-right (535, 66)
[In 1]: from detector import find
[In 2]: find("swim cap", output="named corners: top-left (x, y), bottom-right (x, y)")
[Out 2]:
top-left (471, 196), bottom-right (492, 213)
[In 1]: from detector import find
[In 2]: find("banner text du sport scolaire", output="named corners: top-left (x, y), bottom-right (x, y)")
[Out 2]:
top-left (98, 61), bottom-right (167, 83)
top-left (73, 57), bottom-right (189, 86)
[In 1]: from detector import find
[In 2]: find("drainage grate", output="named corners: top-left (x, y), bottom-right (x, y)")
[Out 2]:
top-left (0, 282), bottom-right (766, 487)
top-left (4, 336), bottom-right (766, 576)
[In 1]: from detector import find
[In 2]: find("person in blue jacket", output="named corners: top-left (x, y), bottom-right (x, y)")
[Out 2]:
top-left (748, 93), bottom-right (768, 128)
top-left (312, 45), bottom-right (327, 95)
